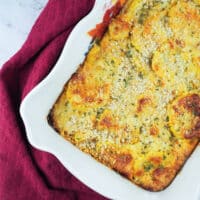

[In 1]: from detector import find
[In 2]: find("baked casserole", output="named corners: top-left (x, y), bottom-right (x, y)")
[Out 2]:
top-left (48, 0), bottom-right (200, 191)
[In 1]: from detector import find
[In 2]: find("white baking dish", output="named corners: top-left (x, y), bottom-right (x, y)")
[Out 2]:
top-left (20, 1), bottom-right (200, 199)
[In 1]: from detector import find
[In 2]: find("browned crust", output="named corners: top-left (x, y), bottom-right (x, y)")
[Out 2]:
top-left (47, 65), bottom-right (86, 132)
top-left (140, 140), bottom-right (199, 192)
top-left (48, 99), bottom-right (199, 192)
top-left (48, 102), bottom-right (199, 192)
top-left (48, 105), bottom-right (199, 191)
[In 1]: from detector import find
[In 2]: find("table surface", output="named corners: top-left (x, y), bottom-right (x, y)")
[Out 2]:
top-left (0, 0), bottom-right (48, 68)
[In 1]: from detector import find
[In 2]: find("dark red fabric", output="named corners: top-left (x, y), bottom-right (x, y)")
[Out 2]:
top-left (0, 1), bottom-right (107, 199)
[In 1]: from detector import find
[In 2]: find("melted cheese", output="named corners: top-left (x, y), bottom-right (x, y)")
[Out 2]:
top-left (49, 0), bottom-right (200, 191)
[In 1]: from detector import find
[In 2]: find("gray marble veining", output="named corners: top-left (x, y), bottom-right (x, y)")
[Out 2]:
top-left (0, 0), bottom-right (48, 67)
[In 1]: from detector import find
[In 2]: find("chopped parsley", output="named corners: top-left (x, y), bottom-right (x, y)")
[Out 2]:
top-left (138, 7), bottom-right (149, 24)
top-left (144, 162), bottom-right (154, 172)
top-left (139, 126), bottom-right (145, 134)
top-left (96, 107), bottom-right (104, 118)
top-left (64, 101), bottom-right (69, 107)
top-left (138, 72), bottom-right (144, 79)
top-left (125, 50), bottom-right (132, 58)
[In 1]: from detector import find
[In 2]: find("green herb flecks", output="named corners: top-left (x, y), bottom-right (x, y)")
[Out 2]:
top-left (143, 162), bottom-right (154, 172)
top-left (123, 75), bottom-right (133, 87)
top-left (96, 107), bottom-right (104, 119)
top-left (138, 7), bottom-right (149, 25)
top-left (138, 72), bottom-right (144, 79)
top-left (64, 101), bottom-right (69, 107)
top-left (139, 126), bottom-right (145, 134)
top-left (125, 50), bottom-right (132, 58)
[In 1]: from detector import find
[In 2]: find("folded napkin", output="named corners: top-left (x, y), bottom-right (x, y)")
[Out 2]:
top-left (0, 0), bottom-right (107, 199)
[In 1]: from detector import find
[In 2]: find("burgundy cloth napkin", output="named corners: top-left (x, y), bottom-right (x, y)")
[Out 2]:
top-left (0, 1), bottom-right (107, 199)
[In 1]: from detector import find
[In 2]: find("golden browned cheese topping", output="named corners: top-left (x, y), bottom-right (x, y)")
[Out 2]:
top-left (49, 0), bottom-right (200, 191)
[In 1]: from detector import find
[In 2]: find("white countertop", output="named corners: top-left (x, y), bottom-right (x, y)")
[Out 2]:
top-left (0, 0), bottom-right (48, 67)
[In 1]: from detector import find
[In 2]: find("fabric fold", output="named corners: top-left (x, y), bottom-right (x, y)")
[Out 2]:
top-left (0, 0), bottom-right (106, 199)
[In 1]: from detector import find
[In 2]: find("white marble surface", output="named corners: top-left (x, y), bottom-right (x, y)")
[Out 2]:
top-left (0, 0), bottom-right (48, 67)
